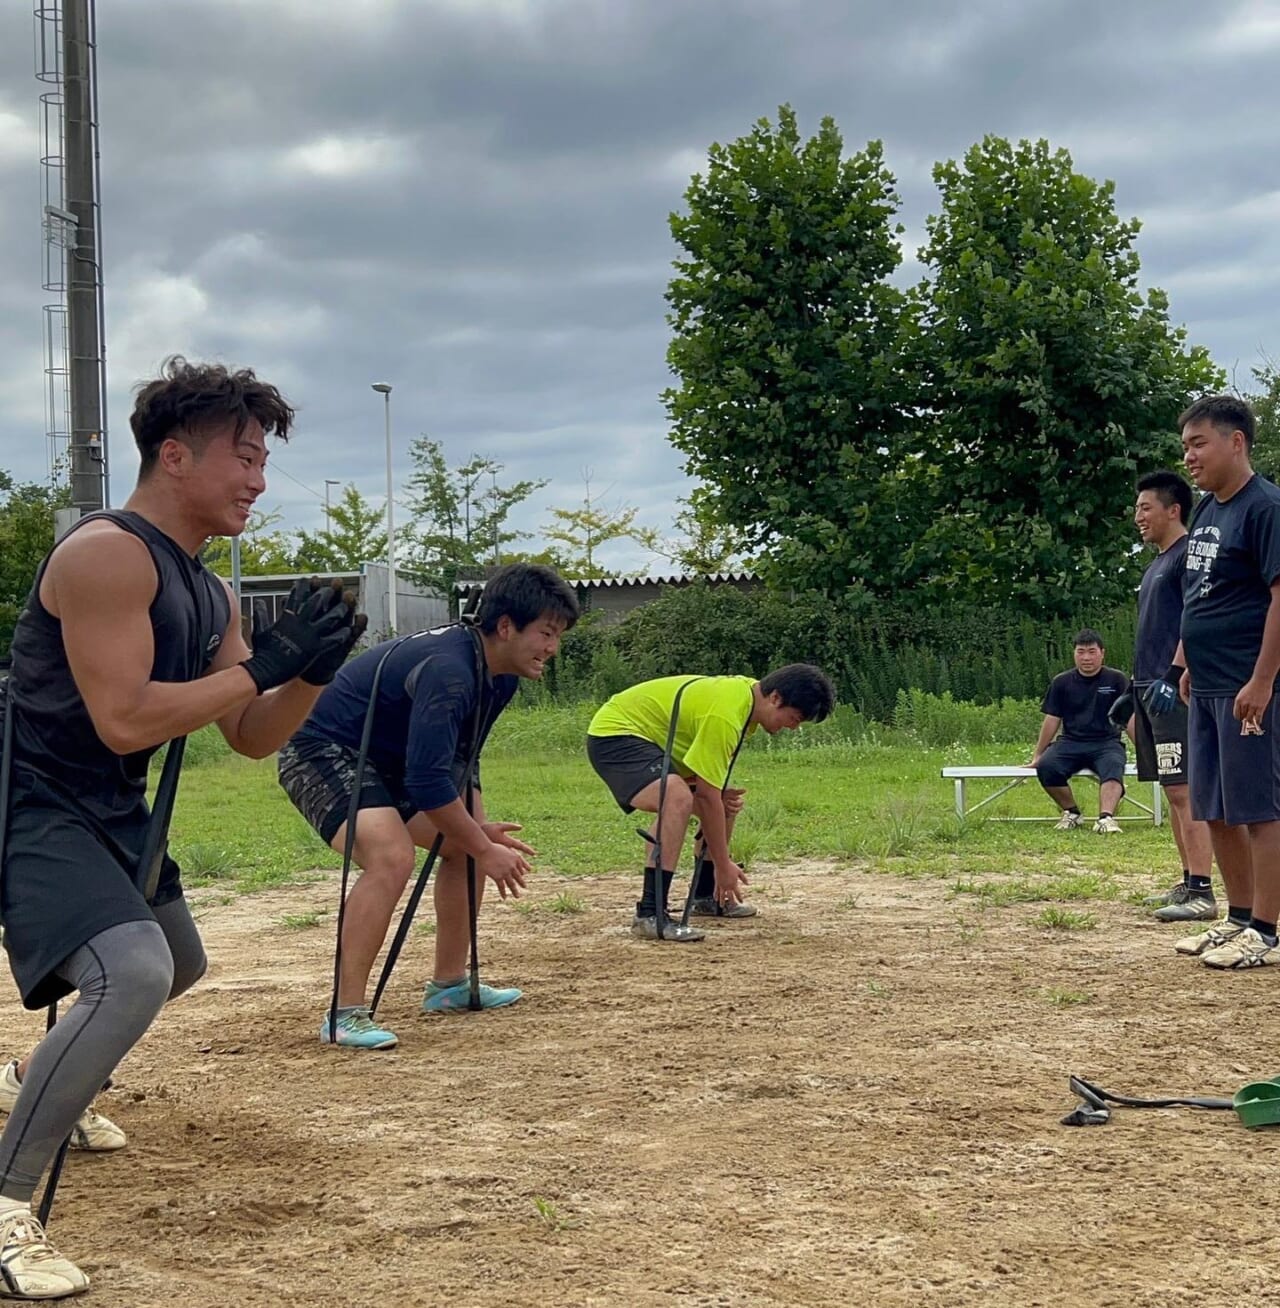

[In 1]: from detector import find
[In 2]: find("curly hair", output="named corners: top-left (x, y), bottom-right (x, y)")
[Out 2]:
top-left (131, 356), bottom-right (295, 475)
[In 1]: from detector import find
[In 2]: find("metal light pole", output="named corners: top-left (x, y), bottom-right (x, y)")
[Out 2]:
top-left (371, 384), bottom-right (396, 635)
top-left (324, 479), bottom-right (340, 534)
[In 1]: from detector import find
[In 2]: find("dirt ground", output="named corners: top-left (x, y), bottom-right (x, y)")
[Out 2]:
top-left (6, 861), bottom-right (1280, 1307)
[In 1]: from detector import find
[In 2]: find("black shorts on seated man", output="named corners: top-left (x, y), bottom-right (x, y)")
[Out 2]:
top-left (1029, 629), bottom-right (1129, 834)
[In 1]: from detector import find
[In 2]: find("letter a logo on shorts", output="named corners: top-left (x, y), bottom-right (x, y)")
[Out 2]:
top-left (1242, 719), bottom-right (1266, 737)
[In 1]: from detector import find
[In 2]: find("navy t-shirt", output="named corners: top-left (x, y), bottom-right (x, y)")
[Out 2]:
top-left (1041, 668), bottom-right (1128, 742)
top-left (1134, 535), bottom-right (1189, 682)
top-left (294, 625), bottom-right (517, 810)
top-left (1182, 475), bottom-right (1280, 697)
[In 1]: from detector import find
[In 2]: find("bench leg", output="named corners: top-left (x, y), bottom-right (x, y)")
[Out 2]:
top-left (1153, 782), bottom-right (1163, 828)
top-left (954, 779), bottom-right (965, 819)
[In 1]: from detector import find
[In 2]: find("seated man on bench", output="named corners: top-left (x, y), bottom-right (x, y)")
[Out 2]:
top-left (1029, 628), bottom-right (1130, 833)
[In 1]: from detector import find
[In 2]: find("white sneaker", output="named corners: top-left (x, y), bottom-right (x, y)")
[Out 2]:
top-left (1093, 815), bottom-right (1122, 834)
top-left (1201, 926), bottom-right (1280, 970)
top-left (1054, 811), bottom-right (1082, 831)
top-left (0, 1061), bottom-right (126, 1153)
top-left (1174, 920), bottom-right (1246, 957)
top-left (0, 1206), bottom-right (90, 1299)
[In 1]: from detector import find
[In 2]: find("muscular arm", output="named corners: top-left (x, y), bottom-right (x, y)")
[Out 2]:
top-left (208, 580), bottom-right (324, 758)
top-left (49, 524), bottom-right (260, 756)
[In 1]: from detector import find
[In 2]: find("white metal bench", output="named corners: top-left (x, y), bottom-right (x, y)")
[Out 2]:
top-left (940, 763), bottom-right (1163, 826)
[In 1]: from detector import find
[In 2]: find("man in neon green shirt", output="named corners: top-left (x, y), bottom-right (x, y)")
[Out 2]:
top-left (587, 664), bottom-right (835, 940)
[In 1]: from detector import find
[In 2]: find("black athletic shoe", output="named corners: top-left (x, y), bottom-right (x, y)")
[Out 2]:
top-left (1143, 880), bottom-right (1188, 907)
top-left (1153, 883), bottom-right (1218, 923)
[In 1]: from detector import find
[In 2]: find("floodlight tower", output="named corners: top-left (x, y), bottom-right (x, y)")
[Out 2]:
top-left (35, 1), bottom-right (108, 522)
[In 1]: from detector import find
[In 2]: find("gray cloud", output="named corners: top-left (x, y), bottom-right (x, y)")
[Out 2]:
top-left (2, 0), bottom-right (1279, 573)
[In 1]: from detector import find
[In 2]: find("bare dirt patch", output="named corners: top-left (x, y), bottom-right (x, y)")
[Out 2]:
top-left (6, 862), bottom-right (1280, 1307)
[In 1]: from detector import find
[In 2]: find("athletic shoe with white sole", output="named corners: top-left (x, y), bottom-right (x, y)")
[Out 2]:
top-left (0, 1207), bottom-right (89, 1299)
top-left (1153, 887), bottom-right (1219, 923)
top-left (1201, 926), bottom-right (1280, 969)
top-left (630, 915), bottom-right (705, 942)
top-left (1173, 920), bottom-right (1247, 957)
top-left (1144, 880), bottom-right (1188, 907)
top-left (318, 1007), bottom-right (398, 1049)
top-left (421, 980), bottom-right (522, 1013)
top-left (1054, 812), bottom-right (1083, 831)
top-left (1093, 816), bottom-right (1123, 834)
top-left (689, 898), bottom-right (758, 919)
top-left (0, 1061), bottom-right (125, 1153)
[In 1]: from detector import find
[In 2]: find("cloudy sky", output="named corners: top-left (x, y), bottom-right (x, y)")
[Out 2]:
top-left (1, 0), bottom-right (1278, 572)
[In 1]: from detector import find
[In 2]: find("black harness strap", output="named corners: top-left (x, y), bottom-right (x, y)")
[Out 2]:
top-left (369, 624), bottom-right (488, 1019)
top-left (636, 677), bottom-right (703, 940)
top-left (331, 608), bottom-right (491, 1034)
top-left (1061, 1074), bottom-right (1233, 1126)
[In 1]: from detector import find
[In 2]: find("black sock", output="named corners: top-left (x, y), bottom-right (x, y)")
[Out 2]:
top-left (638, 869), bottom-right (676, 917)
top-left (1187, 874), bottom-right (1213, 894)
top-left (1099, 811), bottom-right (1113, 820)
top-left (1228, 904), bottom-right (1252, 927)
top-left (693, 852), bottom-right (716, 898)
top-left (1249, 917), bottom-right (1277, 943)
top-left (1065, 806), bottom-right (1081, 816)
top-left (1182, 868), bottom-right (1191, 887)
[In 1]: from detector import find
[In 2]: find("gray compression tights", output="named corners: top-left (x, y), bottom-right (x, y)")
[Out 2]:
top-left (0, 899), bottom-right (207, 1202)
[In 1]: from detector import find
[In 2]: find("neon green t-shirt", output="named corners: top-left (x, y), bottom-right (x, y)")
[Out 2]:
top-left (587, 675), bottom-right (757, 789)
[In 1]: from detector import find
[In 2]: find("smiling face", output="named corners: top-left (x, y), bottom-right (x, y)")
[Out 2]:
top-left (1182, 417), bottom-right (1247, 495)
top-left (155, 418), bottom-right (269, 539)
top-left (493, 610), bottom-right (567, 679)
top-left (1073, 642), bottom-right (1104, 677)
top-left (1133, 489), bottom-right (1181, 549)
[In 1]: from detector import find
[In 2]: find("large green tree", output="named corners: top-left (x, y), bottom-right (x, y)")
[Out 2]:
top-left (201, 508), bottom-right (299, 577)
top-left (401, 438), bottom-right (547, 594)
top-left (664, 105), bottom-right (917, 593)
top-left (1245, 357), bottom-right (1280, 480)
top-left (293, 484), bottom-right (387, 572)
top-left (0, 472), bottom-right (69, 656)
top-left (541, 474), bottom-right (659, 579)
top-left (911, 136), bottom-right (1223, 616)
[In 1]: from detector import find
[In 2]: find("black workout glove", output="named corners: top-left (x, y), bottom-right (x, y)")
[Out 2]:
top-left (240, 577), bottom-right (353, 694)
top-left (1143, 668), bottom-right (1183, 717)
top-left (300, 583), bottom-right (368, 686)
top-left (1108, 688), bottom-right (1135, 728)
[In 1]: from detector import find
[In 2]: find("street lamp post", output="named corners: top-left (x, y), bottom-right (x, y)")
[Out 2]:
top-left (371, 383), bottom-right (396, 635)
top-left (324, 479), bottom-right (340, 534)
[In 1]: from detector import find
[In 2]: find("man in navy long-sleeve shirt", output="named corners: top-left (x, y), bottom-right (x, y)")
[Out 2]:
top-left (279, 563), bottom-right (579, 1048)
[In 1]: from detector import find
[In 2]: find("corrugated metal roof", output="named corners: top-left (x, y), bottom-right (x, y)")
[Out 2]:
top-left (452, 570), bottom-right (756, 593)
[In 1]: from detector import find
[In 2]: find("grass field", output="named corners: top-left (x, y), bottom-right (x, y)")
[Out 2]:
top-left (166, 701), bottom-right (1181, 914)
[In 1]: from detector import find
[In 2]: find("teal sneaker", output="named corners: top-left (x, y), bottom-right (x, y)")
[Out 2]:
top-left (422, 979), bottom-right (523, 1013)
top-left (319, 1006), bottom-right (398, 1049)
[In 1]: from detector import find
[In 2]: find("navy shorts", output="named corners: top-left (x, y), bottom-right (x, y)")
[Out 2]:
top-left (1035, 738), bottom-right (1126, 789)
top-left (1132, 686), bottom-right (1189, 787)
top-left (1187, 695), bottom-right (1280, 826)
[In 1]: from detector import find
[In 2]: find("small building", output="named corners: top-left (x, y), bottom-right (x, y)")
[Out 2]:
top-left (235, 562), bottom-right (449, 643)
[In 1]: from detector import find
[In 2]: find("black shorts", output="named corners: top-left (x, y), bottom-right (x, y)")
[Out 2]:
top-left (586, 734), bottom-right (673, 812)
top-left (1188, 695), bottom-right (1280, 826)
top-left (278, 737), bottom-right (417, 845)
top-left (0, 765), bottom-right (183, 1010)
top-left (1132, 685), bottom-right (1189, 787)
top-left (1035, 738), bottom-right (1127, 788)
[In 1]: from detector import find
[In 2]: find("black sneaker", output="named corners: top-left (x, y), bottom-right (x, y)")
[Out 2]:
top-left (1153, 883), bottom-right (1218, 923)
top-left (1143, 880), bottom-right (1188, 907)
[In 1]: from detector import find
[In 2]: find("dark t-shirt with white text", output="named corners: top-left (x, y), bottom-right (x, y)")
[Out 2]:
top-left (1182, 475), bottom-right (1280, 697)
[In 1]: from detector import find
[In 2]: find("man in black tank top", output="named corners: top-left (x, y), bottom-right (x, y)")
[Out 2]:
top-left (0, 358), bottom-right (363, 1299)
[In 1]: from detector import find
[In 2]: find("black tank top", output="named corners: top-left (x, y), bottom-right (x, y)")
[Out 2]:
top-left (6, 510), bottom-right (230, 813)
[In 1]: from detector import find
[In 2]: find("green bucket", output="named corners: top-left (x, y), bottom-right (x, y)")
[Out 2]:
top-left (1233, 1078), bottom-right (1280, 1130)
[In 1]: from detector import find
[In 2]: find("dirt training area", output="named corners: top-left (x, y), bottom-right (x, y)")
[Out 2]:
top-left (6, 862), bottom-right (1280, 1307)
